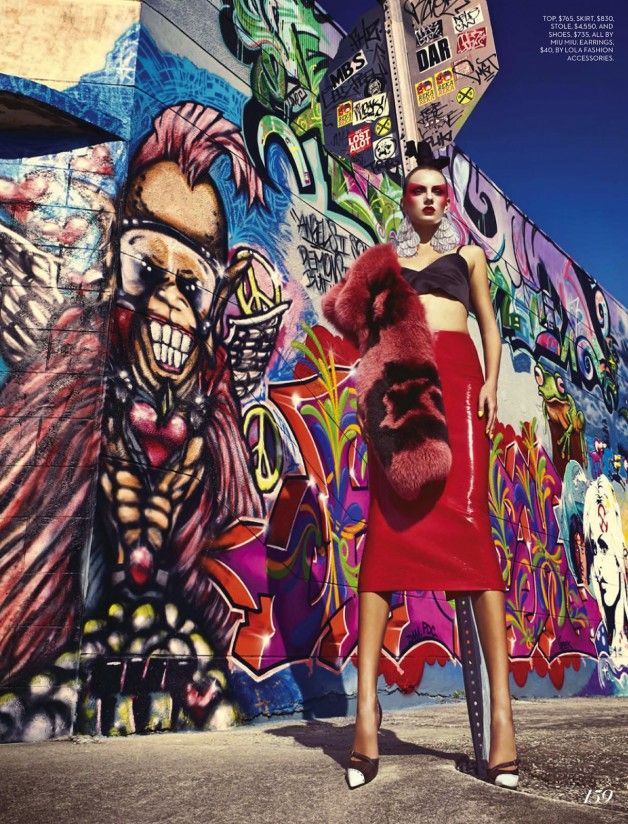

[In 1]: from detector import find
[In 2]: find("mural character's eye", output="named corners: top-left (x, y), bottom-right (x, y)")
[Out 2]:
top-left (176, 274), bottom-right (203, 307)
top-left (556, 376), bottom-right (566, 394)
top-left (119, 247), bottom-right (163, 298)
top-left (145, 260), bottom-right (168, 290)
top-left (594, 288), bottom-right (609, 335)
top-left (534, 365), bottom-right (544, 385)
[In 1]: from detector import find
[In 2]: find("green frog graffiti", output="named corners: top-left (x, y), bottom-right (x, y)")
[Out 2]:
top-left (534, 362), bottom-right (586, 474)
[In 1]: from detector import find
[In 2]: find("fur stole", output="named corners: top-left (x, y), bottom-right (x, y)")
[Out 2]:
top-left (321, 242), bottom-right (452, 500)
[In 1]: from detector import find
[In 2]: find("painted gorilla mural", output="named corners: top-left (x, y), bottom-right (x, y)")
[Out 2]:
top-left (0, 103), bottom-right (288, 730)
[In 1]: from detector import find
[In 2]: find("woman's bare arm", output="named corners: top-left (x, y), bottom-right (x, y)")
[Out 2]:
top-left (468, 245), bottom-right (501, 435)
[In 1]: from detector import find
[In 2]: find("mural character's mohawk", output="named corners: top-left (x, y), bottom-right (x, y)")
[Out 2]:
top-left (132, 101), bottom-right (265, 207)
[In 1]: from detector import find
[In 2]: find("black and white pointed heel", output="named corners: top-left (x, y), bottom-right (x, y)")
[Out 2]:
top-left (345, 698), bottom-right (383, 789)
top-left (486, 757), bottom-right (520, 790)
top-left (345, 750), bottom-right (379, 789)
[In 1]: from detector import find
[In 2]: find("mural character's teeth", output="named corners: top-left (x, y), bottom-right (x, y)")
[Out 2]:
top-left (5, 294), bottom-right (19, 315)
top-left (167, 346), bottom-right (174, 366)
top-left (160, 343), bottom-right (168, 363)
top-left (152, 342), bottom-right (160, 361)
top-left (162, 324), bottom-right (172, 344)
top-left (181, 335), bottom-right (191, 353)
top-left (150, 321), bottom-right (161, 342)
top-left (173, 350), bottom-right (182, 369)
top-left (171, 328), bottom-right (182, 349)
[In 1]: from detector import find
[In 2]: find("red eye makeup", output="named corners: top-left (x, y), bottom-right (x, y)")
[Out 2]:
top-left (407, 185), bottom-right (447, 199)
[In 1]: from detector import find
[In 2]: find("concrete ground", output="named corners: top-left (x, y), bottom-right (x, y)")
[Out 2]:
top-left (0, 697), bottom-right (626, 824)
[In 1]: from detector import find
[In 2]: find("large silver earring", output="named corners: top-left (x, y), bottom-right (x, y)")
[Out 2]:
top-left (394, 214), bottom-right (421, 257)
top-left (430, 209), bottom-right (459, 252)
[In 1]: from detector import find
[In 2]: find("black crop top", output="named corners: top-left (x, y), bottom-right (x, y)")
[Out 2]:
top-left (400, 245), bottom-right (471, 313)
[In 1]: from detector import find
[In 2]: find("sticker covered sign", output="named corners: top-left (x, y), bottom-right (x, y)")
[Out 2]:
top-left (320, 5), bottom-right (400, 172)
top-left (400, 0), bottom-right (498, 150)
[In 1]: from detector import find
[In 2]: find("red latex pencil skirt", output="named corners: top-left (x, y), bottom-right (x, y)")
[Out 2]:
top-left (358, 330), bottom-right (506, 596)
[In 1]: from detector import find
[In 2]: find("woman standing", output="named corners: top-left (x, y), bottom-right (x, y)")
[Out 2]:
top-left (325, 143), bottom-right (519, 790)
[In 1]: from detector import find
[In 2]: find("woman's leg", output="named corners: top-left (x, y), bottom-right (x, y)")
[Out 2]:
top-left (351, 590), bottom-right (392, 758)
top-left (469, 590), bottom-right (518, 767)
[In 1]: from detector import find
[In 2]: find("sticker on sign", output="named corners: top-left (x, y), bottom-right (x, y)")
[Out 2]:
top-left (352, 92), bottom-right (389, 125)
top-left (336, 101), bottom-right (353, 128)
top-left (373, 136), bottom-right (396, 162)
top-left (329, 50), bottom-right (367, 91)
top-left (416, 37), bottom-right (452, 72)
top-left (415, 78), bottom-right (435, 105)
top-left (348, 125), bottom-right (371, 155)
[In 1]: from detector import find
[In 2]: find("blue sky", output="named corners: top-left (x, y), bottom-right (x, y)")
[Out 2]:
top-left (320, 0), bottom-right (627, 306)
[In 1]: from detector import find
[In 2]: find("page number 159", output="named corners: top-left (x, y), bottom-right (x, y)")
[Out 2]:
top-left (584, 788), bottom-right (613, 804)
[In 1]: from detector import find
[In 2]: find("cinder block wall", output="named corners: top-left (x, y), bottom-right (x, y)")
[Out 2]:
top-left (0, 0), bottom-right (625, 743)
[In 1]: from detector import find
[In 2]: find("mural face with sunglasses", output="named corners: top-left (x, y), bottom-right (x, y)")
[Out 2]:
top-left (98, 106), bottom-right (273, 608)
top-left (119, 223), bottom-right (234, 380)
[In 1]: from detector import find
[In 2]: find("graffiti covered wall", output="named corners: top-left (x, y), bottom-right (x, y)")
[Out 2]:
top-left (0, 0), bottom-right (626, 742)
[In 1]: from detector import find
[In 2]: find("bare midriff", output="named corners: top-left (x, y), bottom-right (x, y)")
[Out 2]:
top-left (402, 248), bottom-right (472, 333)
top-left (419, 292), bottom-right (470, 333)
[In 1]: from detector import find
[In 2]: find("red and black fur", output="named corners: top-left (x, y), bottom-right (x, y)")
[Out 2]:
top-left (322, 243), bottom-right (452, 500)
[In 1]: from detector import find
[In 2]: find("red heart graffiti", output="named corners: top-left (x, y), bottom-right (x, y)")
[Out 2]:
top-left (128, 401), bottom-right (188, 467)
